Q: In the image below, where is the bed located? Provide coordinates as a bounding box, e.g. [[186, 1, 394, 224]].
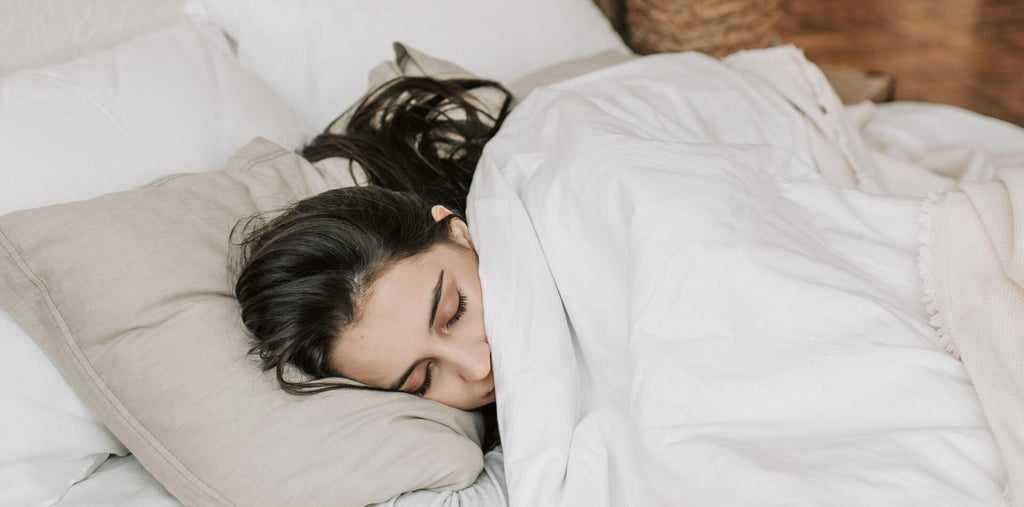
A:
[[1, 1, 1021, 506]]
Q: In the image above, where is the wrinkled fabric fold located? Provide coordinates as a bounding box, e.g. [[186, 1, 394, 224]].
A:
[[925, 169, 1024, 505], [469, 49, 1006, 506]]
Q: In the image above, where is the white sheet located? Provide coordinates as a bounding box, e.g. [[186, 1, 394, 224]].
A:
[[54, 456, 179, 507], [53, 448, 508, 507], [468, 50, 1007, 506], [861, 102, 1024, 197], [376, 447, 508, 507]]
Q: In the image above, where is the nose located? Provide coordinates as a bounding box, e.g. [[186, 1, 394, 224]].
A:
[[438, 339, 491, 382]]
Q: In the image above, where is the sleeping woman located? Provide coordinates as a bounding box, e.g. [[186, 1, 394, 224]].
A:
[[233, 66, 1016, 504], [233, 77, 512, 443]]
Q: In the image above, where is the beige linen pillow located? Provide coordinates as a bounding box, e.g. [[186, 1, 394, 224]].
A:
[[506, 49, 635, 100], [0, 138, 484, 507]]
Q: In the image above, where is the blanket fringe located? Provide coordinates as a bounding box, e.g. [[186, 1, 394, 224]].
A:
[[917, 191, 961, 360]]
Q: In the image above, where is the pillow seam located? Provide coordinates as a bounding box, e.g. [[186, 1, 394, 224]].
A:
[[235, 145, 292, 173], [0, 223, 236, 506]]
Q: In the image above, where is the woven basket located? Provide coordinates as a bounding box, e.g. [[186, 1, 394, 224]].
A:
[[626, 0, 781, 57]]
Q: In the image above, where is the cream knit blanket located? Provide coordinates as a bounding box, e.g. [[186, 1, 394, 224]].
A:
[[923, 168, 1024, 504]]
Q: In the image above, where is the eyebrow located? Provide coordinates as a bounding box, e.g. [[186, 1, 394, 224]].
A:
[[428, 270, 444, 330], [389, 270, 445, 392], [389, 363, 418, 392]]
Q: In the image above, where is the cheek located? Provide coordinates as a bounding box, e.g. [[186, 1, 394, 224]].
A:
[[427, 376, 474, 410], [462, 261, 485, 320], [431, 360, 490, 408], [465, 284, 487, 343], [466, 271, 488, 345]]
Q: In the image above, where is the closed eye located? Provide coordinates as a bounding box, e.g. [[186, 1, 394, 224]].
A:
[[413, 362, 434, 396], [446, 291, 466, 329]]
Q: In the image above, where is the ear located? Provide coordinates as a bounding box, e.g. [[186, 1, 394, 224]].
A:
[[430, 205, 474, 250], [430, 205, 452, 222]]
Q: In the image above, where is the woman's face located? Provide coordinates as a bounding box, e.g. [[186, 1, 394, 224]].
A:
[[328, 207, 494, 411]]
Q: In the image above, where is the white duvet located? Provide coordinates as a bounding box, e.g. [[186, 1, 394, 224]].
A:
[[467, 49, 1008, 506]]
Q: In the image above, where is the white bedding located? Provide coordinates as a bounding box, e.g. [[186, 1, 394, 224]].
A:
[[468, 50, 1009, 505], [55, 456, 178, 507], [39, 48, 1023, 505], [55, 450, 507, 507], [11, 1, 1018, 497]]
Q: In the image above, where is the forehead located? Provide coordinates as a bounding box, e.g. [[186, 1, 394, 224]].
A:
[[363, 252, 437, 322], [330, 247, 446, 382]]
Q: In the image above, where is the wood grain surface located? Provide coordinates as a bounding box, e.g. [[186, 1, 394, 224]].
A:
[[778, 0, 1024, 127]]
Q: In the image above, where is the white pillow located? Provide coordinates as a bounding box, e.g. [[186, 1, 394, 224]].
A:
[[185, 0, 630, 129], [0, 19, 313, 506], [0, 0, 184, 75]]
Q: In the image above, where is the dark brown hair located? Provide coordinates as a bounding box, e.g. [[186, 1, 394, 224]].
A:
[[302, 76, 512, 214], [234, 76, 511, 449], [234, 186, 460, 395]]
